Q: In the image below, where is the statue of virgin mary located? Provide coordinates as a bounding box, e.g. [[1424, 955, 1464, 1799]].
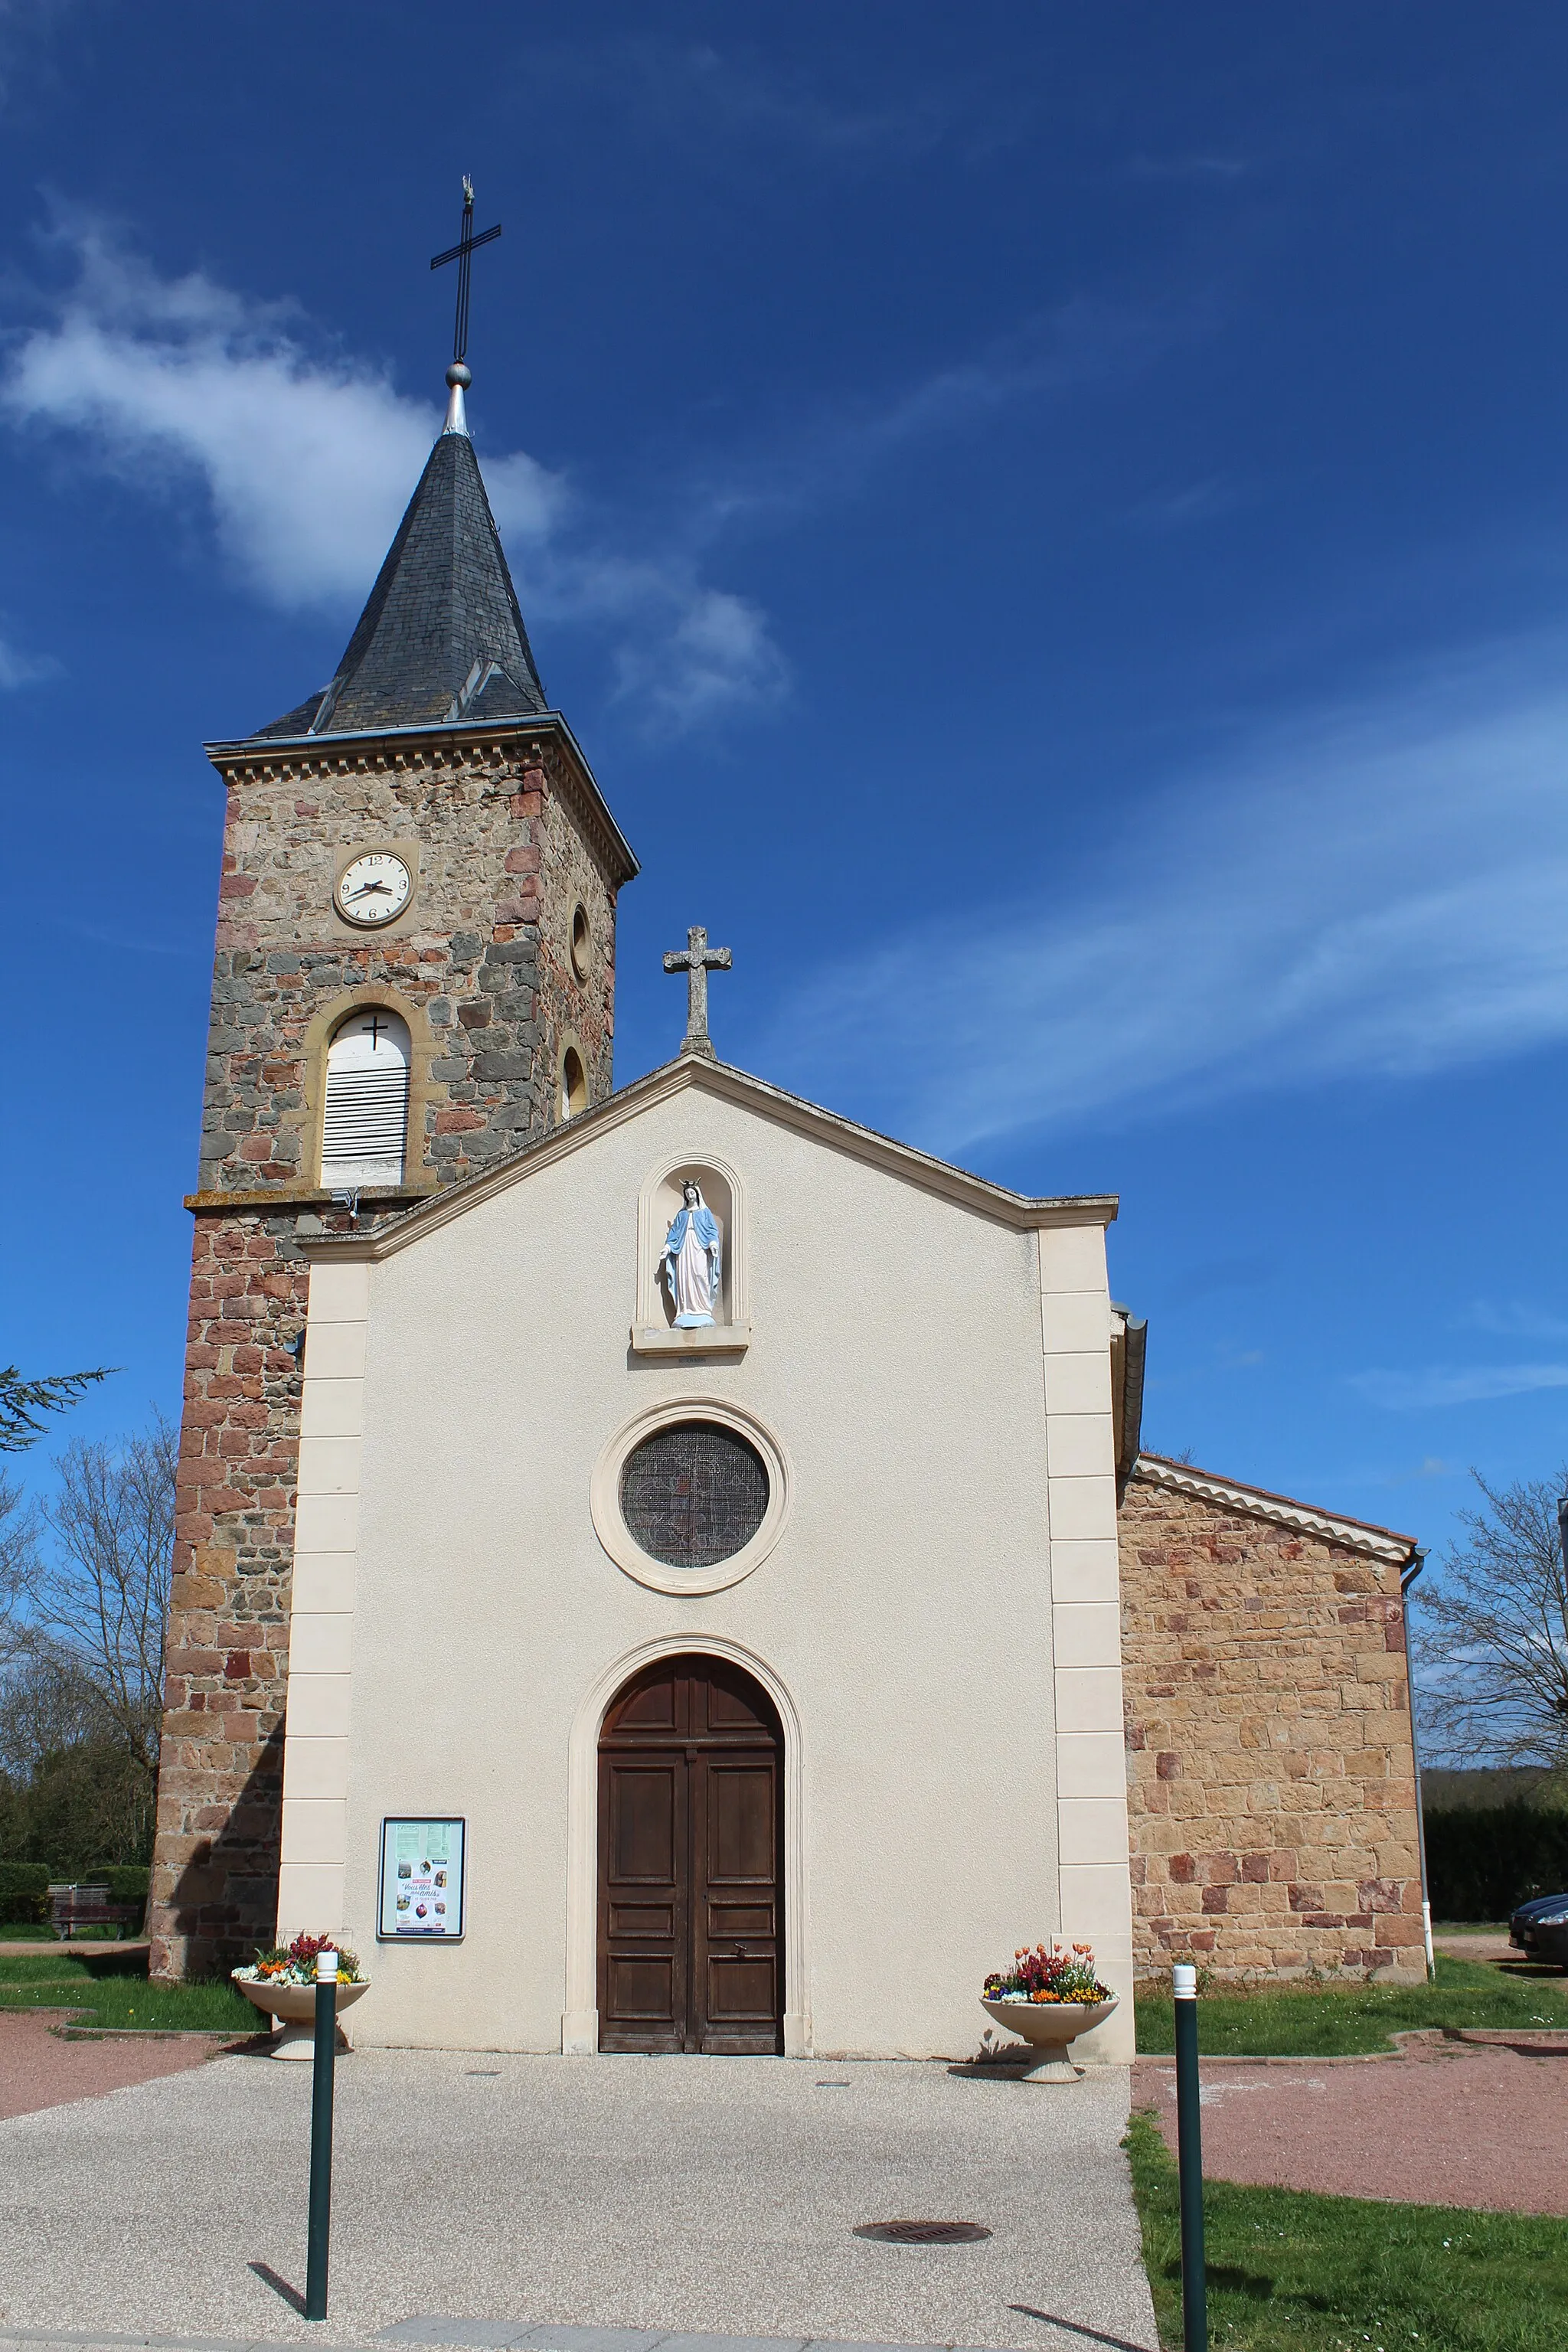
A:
[[660, 1181, 723, 1327]]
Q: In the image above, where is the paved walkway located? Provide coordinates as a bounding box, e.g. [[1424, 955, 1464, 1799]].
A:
[[0, 1942, 149, 1960], [0, 2012, 227, 2122], [0, 2053, 1156, 2352], [1135, 2034, 1568, 2216]]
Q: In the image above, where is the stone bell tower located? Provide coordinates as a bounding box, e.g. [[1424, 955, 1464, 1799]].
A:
[[149, 356, 639, 1980]]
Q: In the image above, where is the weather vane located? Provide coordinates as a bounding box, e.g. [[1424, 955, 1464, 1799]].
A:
[[430, 175, 501, 366]]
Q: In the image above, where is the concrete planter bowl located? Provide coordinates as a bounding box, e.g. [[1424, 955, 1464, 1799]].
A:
[[980, 1995, 1117, 2081], [232, 1974, 371, 2060]]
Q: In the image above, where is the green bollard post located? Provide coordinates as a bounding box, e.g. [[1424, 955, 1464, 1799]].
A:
[[305, 1946, 338, 2322], [1172, 1962, 1208, 2352]]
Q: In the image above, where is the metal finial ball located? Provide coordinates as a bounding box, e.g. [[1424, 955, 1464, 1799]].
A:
[[446, 362, 472, 390]]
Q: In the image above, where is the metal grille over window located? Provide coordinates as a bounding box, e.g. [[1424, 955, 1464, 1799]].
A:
[[322, 1009, 410, 1187], [619, 1420, 769, 1568]]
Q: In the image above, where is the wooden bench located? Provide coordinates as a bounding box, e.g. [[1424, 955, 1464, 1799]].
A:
[[47, 1889, 143, 1941]]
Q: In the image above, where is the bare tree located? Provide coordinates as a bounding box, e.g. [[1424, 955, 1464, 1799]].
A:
[[0, 1472, 38, 1671], [1415, 1468, 1568, 1768], [18, 1415, 177, 1803]]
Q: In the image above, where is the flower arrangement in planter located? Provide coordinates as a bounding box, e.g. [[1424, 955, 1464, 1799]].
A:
[[982, 1941, 1112, 2006], [232, 1932, 371, 2060], [234, 1931, 365, 1988], [979, 1942, 1117, 2081]]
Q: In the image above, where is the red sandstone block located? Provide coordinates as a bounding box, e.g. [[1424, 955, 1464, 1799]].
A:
[[1168, 1853, 1197, 1884], [1155, 1752, 1180, 1779]]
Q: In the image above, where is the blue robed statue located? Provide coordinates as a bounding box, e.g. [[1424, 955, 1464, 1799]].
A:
[[661, 1181, 723, 1327]]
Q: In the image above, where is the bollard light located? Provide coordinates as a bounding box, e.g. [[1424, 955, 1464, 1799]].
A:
[[1172, 1964, 1207, 2352], [305, 1947, 340, 2322]]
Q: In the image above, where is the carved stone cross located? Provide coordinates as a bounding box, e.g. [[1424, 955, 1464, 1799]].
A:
[[663, 924, 732, 1060]]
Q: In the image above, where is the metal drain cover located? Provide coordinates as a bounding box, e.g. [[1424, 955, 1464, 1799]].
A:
[[854, 2220, 992, 2245]]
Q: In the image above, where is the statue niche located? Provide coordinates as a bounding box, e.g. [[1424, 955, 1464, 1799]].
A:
[[632, 1156, 750, 1355], [660, 1181, 722, 1328]]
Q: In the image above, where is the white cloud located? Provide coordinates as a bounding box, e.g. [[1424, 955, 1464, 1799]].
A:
[[1350, 1364, 1568, 1410], [0, 629, 60, 688], [1455, 1300, 1568, 1341], [1, 223, 781, 730], [762, 637, 1568, 1154]]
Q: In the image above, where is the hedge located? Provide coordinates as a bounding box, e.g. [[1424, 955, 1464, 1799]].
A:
[[0, 1864, 50, 1925], [0, 1862, 149, 1926], [1426, 1803, 1568, 1919]]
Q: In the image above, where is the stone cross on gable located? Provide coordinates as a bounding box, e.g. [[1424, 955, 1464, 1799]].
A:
[[663, 925, 732, 1060]]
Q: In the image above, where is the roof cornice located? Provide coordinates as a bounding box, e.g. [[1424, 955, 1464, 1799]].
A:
[[202, 710, 638, 888], [1132, 1453, 1417, 1566], [300, 1052, 1119, 1264]]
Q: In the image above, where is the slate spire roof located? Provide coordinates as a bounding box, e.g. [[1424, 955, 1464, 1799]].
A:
[[250, 368, 548, 741]]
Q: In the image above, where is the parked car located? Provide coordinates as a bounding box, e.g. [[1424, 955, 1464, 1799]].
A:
[[1509, 1893, 1568, 1954], [1536, 1916, 1568, 1970]]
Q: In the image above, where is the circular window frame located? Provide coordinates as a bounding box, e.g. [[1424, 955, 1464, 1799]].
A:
[[591, 1396, 792, 1595], [569, 899, 593, 982]]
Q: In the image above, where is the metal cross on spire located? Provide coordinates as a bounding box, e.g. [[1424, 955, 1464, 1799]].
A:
[[663, 925, 733, 1060], [430, 175, 501, 366]]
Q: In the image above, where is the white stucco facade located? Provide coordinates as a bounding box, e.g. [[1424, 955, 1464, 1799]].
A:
[[276, 1056, 1136, 2062]]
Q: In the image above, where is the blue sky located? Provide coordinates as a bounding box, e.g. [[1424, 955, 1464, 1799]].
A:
[[5, 2, 1568, 1594]]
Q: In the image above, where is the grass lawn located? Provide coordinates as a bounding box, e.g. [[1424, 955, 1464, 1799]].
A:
[[1135, 1955, 1568, 2056], [0, 1949, 258, 2034], [1432, 1922, 1510, 1937], [1125, 2109, 1568, 2351]]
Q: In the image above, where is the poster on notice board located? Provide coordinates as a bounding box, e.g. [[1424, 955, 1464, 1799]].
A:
[[378, 1817, 466, 1939]]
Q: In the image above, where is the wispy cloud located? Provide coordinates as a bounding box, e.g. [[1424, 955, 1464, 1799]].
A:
[[1351, 1364, 1568, 1410], [688, 296, 1178, 546], [1455, 1300, 1568, 1342], [0, 220, 782, 730], [761, 636, 1568, 1154], [0, 628, 60, 689], [538, 34, 966, 162], [1125, 155, 1250, 185]]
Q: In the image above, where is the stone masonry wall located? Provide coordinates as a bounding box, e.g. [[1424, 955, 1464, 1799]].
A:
[[1118, 1464, 1425, 1984], [150, 727, 631, 1980]]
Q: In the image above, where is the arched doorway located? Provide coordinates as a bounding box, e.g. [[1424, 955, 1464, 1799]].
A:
[[597, 1654, 784, 2053]]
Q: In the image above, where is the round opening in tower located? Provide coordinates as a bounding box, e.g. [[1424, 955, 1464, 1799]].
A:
[[570, 900, 592, 982], [560, 1044, 587, 1120], [619, 1420, 770, 1568]]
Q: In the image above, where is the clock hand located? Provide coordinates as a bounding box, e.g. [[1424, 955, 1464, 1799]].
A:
[[347, 880, 394, 899]]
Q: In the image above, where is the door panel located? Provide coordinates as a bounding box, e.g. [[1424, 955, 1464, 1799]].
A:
[[708, 1762, 776, 1880], [599, 1755, 686, 2050], [598, 1658, 782, 2055]]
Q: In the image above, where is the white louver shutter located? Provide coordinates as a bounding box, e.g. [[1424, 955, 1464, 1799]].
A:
[[322, 1011, 410, 1187]]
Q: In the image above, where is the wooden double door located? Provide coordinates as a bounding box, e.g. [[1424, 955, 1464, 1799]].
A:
[[597, 1656, 783, 2053]]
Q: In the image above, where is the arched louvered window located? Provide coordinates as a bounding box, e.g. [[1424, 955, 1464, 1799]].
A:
[[321, 1008, 410, 1188]]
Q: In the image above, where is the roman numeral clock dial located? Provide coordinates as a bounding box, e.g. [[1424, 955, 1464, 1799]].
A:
[[335, 851, 412, 927]]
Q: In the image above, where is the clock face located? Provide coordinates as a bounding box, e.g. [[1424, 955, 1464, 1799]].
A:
[[335, 851, 412, 927]]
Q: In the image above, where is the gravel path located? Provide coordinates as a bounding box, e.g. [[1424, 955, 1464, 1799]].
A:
[[0, 2012, 227, 2122], [1135, 2037, 1568, 2215], [0, 2052, 1156, 2352]]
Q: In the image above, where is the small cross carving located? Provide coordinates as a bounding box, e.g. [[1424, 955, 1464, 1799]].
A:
[[663, 925, 732, 1060], [363, 1011, 389, 1049]]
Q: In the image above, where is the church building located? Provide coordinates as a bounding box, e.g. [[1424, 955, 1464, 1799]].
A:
[[150, 341, 1427, 2058]]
